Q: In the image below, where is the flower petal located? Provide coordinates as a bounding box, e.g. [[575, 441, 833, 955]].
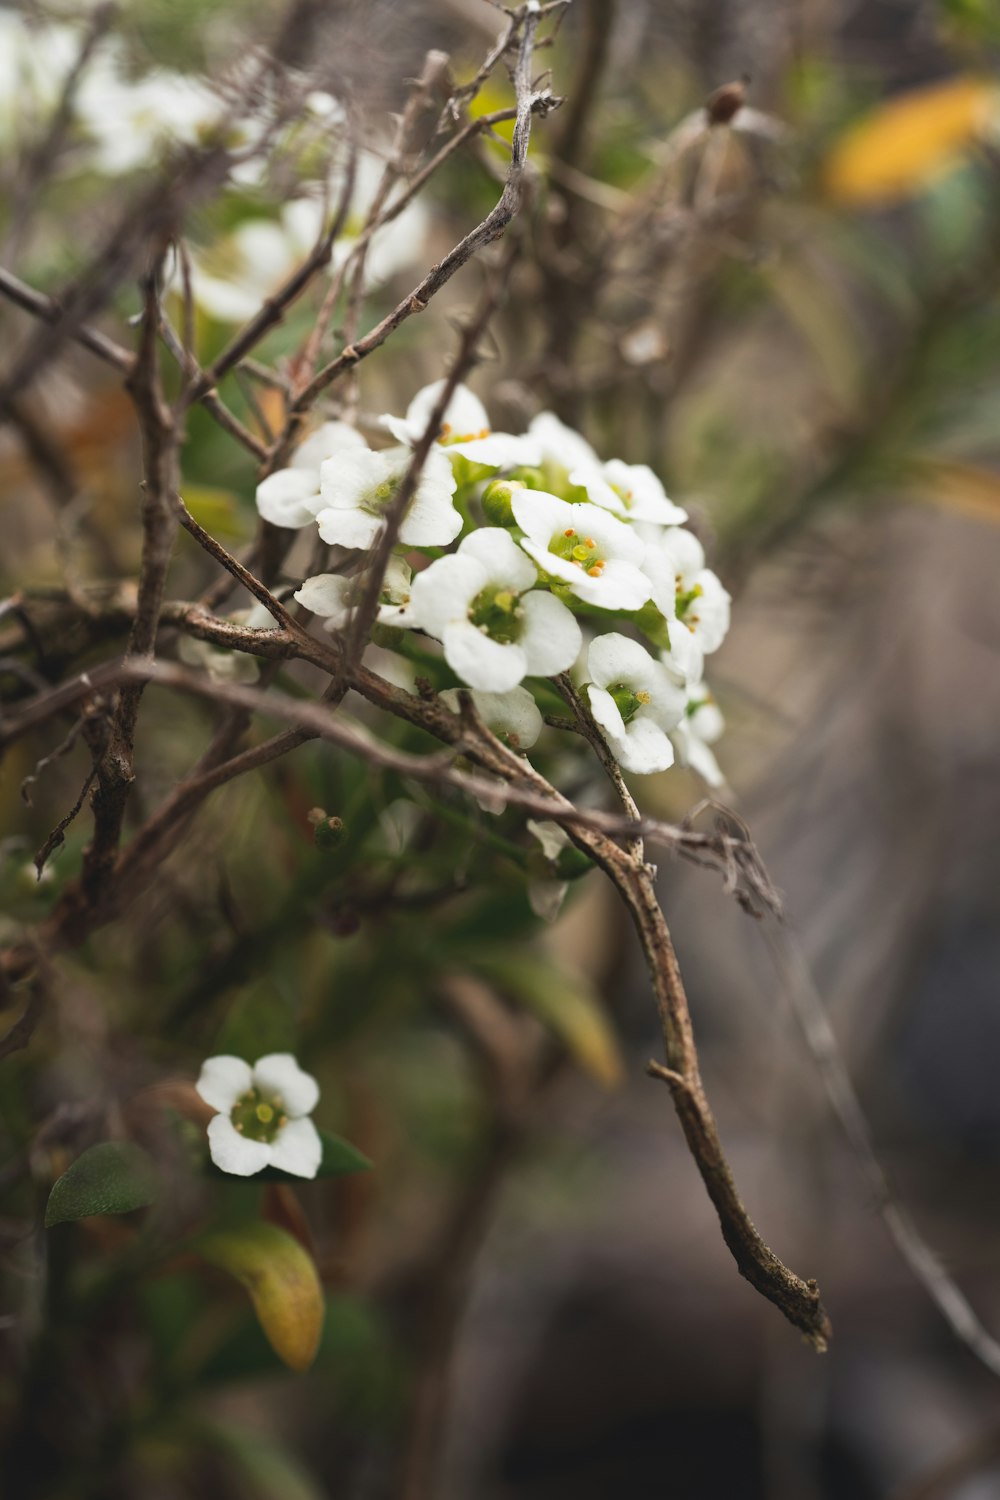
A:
[[207, 1114, 273, 1176], [294, 573, 354, 625], [617, 717, 675, 775], [252, 1053, 320, 1117], [442, 620, 526, 692], [587, 683, 627, 742], [196, 1054, 253, 1112], [268, 1117, 323, 1179], [459, 527, 537, 590], [519, 591, 582, 676], [255, 470, 322, 529], [510, 488, 573, 546], [571, 557, 651, 611], [292, 420, 366, 472], [410, 554, 486, 639], [315, 506, 382, 550]]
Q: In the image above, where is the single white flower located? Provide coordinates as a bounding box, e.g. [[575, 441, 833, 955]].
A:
[[256, 422, 366, 529], [670, 681, 726, 787], [410, 528, 581, 692], [440, 684, 543, 750], [585, 633, 686, 775], [294, 556, 416, 631], [643, 526, 731, 660], [570, 459, 688, 526], [511, 489, 651, 611], [196, 1052, 322, 1179], [176, 601, 277, 684], [527, 411, 602, 485], [76, 58, 221, 175], [525, 818, 572, 922], [381, 380, 541, 469], [315, 443, 461, 550]]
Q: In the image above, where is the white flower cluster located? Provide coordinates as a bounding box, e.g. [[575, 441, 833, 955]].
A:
[[1, 14, 429, 324], [263, 383, 731, 783]]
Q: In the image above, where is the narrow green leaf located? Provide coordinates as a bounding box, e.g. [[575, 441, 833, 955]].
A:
[[45, 1141, 158, 1227], [198, 1222, 324, 1371]]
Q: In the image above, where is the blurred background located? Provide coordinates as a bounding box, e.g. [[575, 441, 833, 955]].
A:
[[2, 0, 1000, 1496]]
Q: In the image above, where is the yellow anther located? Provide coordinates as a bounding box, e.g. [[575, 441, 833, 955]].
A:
[[584, 537, 596, 547], [587, 565, 603, 577], [564, 528, 575, 538]]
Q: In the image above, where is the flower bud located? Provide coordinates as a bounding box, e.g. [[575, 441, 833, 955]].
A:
[[482, 479, 523, 527], [308, 809, 346, 851]]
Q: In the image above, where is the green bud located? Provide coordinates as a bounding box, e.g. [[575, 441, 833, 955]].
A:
[[308, 809, 346, 851], [370, 622, 405, 650], [482, 479, 523, 527]]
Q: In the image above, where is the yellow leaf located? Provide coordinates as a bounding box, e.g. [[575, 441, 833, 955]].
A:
[[199, 1222, 324, 1372], [823, 76, 999, 205], [182, 484, 244, 538], [910, 456, 1000, 524], [469, 955, 624, 1088]]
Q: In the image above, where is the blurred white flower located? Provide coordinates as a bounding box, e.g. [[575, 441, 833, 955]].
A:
[[511, 489, 651, 611], [525, 818, 573, 922], [315, 443, 461, 550], [382, 380, 541, 470], [440, 684, 543, 750], [176, 601, 277, 684], [670, 681, 726, 787], [585, 632, 686, 775], [196, 1052, 322, 1179], [527, 411, 602, 484], [294, 555, 415, 631], [570, 459, 688, 527], [643, 525, 731, 663], [75, 55, 221, 174], [410, 528, 581, 691], [256, 422, 366, 529]]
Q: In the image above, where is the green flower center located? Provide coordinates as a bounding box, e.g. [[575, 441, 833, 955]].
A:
[[230, 1087, 288, 1144], [549, 527, 606, 578], [469, 584, 524, 644], [608, 682, 651, 725], [675, 581, 704, 624], [362, 478, 401, 516]]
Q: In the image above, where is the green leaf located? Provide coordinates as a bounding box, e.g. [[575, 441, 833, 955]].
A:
[[198, 1222, 324, 1371], [206, 1128, 372, 1184], [469, 954, 624, 1088], [45, 1141, 158, 1227]]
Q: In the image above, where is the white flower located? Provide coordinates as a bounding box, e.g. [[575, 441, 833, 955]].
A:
[[76, 57, 221, 175], [196, 1053, 322, 1179], [526, 819, 572, 922], [0, 15, 82, 139], [256, 422, 366, 529], [294, 556, 416, 631], [315, 443, 461, 550], [643, 526, 732, 662], [176, 601, 277, 684], [585, 633, 686, 775], [381, 380, 540, 469], [570, 459, 688, 526], [670, 681, 726, 787], [527, 411, 602, 484], [410, 528, 581, 692], [511, 489, 651, 611], [440, 684, 543, 750]]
